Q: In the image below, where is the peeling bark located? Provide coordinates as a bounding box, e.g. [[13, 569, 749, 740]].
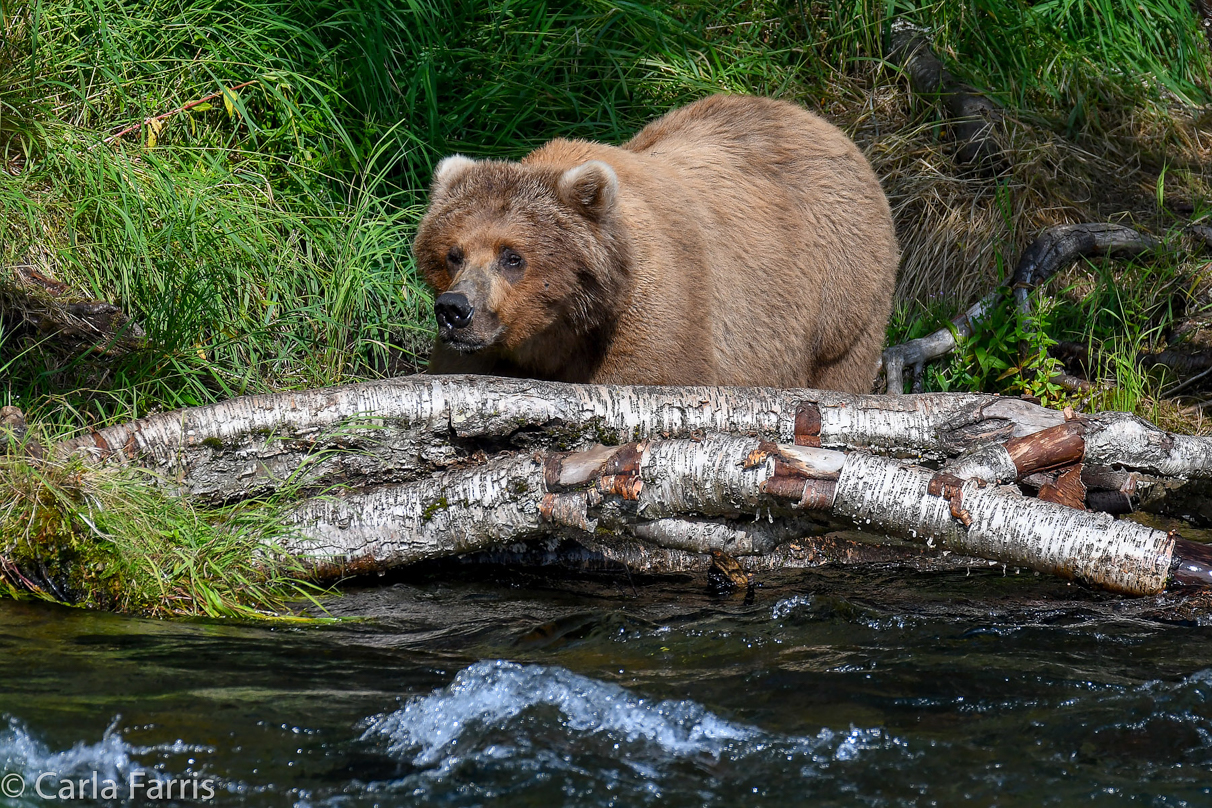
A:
[[285, 434, 1192, 595], [57, 376, 1067, 501], [38, 376, 1212, 593]]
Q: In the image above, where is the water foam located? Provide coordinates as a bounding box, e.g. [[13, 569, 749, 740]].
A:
[[364, 660, 760, 766], [0, 716, 212, 796], [363, 659, 896, 776]]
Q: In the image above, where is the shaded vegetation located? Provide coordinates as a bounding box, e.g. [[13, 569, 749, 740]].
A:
[[0, 0, 1208, 613]]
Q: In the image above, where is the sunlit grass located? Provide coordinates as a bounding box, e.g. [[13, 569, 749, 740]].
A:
[[0, 425, 326, 617], [0, 0, 1209, 614]]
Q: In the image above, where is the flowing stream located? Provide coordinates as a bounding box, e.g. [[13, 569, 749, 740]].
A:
[[2, 559, 1211, 806]]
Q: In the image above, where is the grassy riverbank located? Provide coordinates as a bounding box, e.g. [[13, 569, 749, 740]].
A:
[[1, 0, 1209, 614]]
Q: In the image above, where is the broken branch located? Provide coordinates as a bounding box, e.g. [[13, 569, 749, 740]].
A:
[[102, 80, 257, 146]]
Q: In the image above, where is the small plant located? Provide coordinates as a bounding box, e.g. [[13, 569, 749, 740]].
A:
[[934, 291, 1070, 407]]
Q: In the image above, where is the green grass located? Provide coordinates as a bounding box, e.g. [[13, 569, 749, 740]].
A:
[[888, 0, 1210, 114], [3, 0, 1207, 426], [0, 427, 324, 617], [0, 0, 1209, 614]]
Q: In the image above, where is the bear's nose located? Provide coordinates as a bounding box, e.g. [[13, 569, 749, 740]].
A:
[[435, 292, 475, 330]]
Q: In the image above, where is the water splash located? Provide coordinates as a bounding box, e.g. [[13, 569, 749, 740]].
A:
[[363, 660, 900, 781], [0, 716, 214, 802], [364, 660, 769, 767]]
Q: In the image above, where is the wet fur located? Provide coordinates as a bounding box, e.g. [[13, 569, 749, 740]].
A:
[[414, 94, 899, 392]]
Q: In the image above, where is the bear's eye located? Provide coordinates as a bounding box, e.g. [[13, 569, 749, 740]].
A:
[[446, 247, 464, 269], [500, 248, 524, 269]]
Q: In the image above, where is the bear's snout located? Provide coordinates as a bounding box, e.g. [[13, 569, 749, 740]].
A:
[[435, 292, 475, 331]]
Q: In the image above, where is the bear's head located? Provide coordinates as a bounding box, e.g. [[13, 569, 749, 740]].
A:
[[414, 155, 629, 374]]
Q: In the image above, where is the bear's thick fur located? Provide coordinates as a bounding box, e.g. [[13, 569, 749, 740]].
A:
[[414, 94, 899, 392]]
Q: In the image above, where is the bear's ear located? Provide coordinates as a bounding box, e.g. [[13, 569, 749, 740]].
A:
[[431, 155, 476, 196], [558, 160, 618, 219]]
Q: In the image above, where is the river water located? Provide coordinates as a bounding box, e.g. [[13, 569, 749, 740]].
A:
[[2, 557, 1211, 807]]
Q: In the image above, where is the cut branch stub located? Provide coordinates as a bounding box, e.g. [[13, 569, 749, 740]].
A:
[[1003, 419, 1086, 477], [794, 401, 822, 446], [1172, 537, 1212, 587], [946, 419, 1086, 486], [1037, 463, 1087, 510]]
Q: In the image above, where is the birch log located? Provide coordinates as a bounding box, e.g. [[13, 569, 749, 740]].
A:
[[23, 376, 1212, 592], [54, 376, 1212, 515], [285, 435, 1205, 595], [56, 375, 1065, 502]]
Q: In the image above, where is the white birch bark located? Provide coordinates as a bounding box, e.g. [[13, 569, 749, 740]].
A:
[[287, 453, 550, 570], [1084, 412, 1212, 478], [56, 375, 1068, 502], [286, 435, 824, 567], [283, 436, 1178, 595], [832, 454, 1174, 595], [50, 376, 1212, 532]]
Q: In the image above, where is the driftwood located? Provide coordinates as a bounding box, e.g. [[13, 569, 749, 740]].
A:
[[1, 264, 146, 357], [43, 375, 1212, 595], [881, 223, 1161, 394], [887, 19, 1003, 171], [1009, 224, 1160, 324]]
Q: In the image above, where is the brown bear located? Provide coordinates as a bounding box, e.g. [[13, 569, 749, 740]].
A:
[[414, 94, 899, 392]]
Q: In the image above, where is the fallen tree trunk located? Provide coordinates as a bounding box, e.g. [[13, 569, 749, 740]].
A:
[[55, 375, 1212, 501], [39, 375, 1212, 595], [286, 433, 1208, 595], [57, 375, 1066, 502]]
